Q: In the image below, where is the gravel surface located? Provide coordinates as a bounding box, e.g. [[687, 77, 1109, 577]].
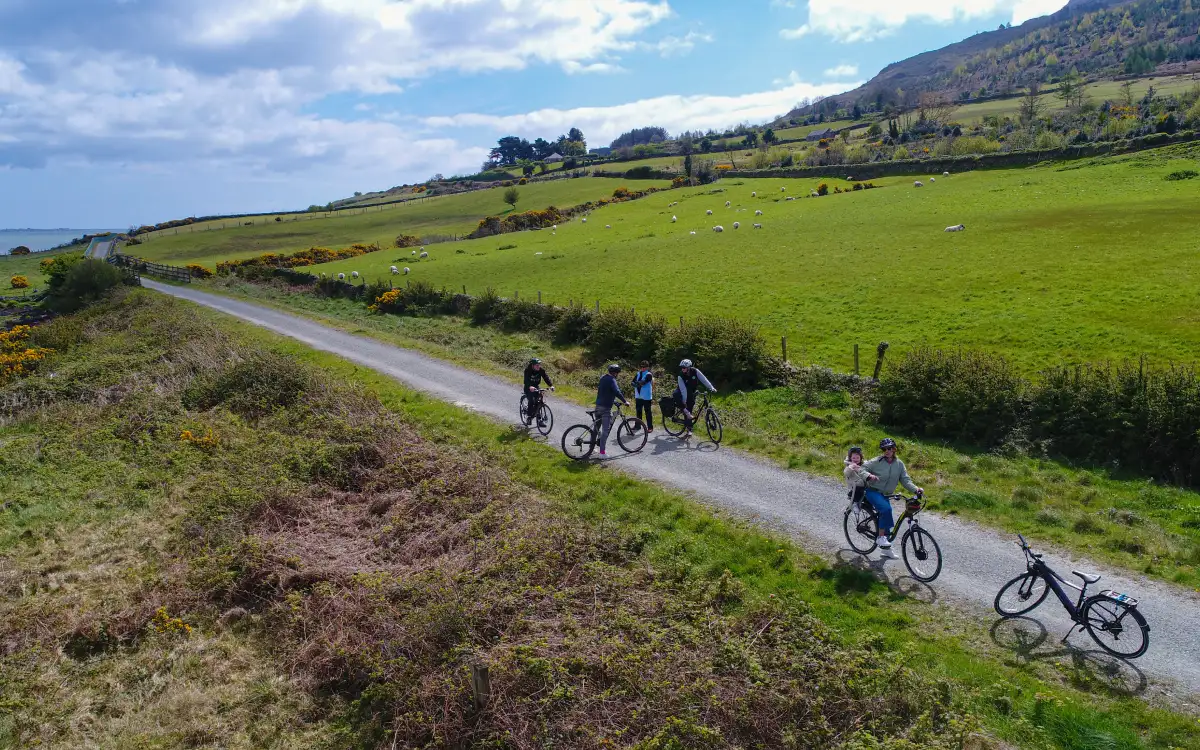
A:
[[145, 279, 1200, 700]]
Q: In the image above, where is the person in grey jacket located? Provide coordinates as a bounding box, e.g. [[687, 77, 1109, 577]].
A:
[[595, 363, 629, 457], [861, 437, 924, 554], [675, 358, 716, 437]]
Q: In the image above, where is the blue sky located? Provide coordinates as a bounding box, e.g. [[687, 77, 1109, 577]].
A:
[[0, 0, 1066, 229]]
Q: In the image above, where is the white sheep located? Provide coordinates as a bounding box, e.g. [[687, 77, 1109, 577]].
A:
[[930, 177, 936, 183], [943, 172, 950, 177], [605, 224, 611, 229], [733, 222, 740, 229], [914, 181, 924, 188], [582, 217, 587, 223], [535, 251, 543, 255], [751, 191, 757, 197], [811, 191, 819, 197], [944, 224, 966, 232], [753, 223, 762, 229], [786, 196, 795, 201], [411, 250, 417, 255], [712, 225, 724, 233], [420, 251, 429, 258], [671, 215, 677, 223], [552, 224, 557, 230], [689, 231, 697, 236], [755, 210, 763, 216], [337, 273, 346, 280], [706, 209, 713, 216], [390, 266, 399, 274], [725, 200, 731, 207], [351, 271, 360, 279], [780, 187, 786, 192], [403, 267, 410, 275], [420, 246, 425, 252]]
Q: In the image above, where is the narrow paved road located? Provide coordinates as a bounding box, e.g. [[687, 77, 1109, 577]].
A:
[[145, 280, 1200, 701]]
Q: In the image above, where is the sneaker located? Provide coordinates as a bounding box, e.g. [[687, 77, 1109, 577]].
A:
[[646, 428, 654, 434], [877, 536, 892, 549], [598, 450, 607, 457]]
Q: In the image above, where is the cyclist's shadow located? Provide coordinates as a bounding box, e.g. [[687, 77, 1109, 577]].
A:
[[833, 550, 939, 605], [649, 435, 720, 456], [989, 616, 1148, 697]]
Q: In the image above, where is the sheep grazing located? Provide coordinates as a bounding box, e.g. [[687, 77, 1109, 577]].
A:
[[780, 187, 786, 192], [811, 191, 819, 197], [930, 177, 936, 183], [751, 191, 757, 197], [337, 273, 346, 280], [351, 271, 360, 279], [403, 267, 410, 275], [914, 181, 924, 188], [754, 209, 763, 216], [582, 217, 587, 223], [390, 265, 399, 274], [786, 196, 795, 201], [733, 222, 740, 229], [943, 172, 950, 177], [420, 251, 429, 258], [671, 215, 677, 223], [725, 200, 731, 207], [706, 209, 713, 216], [753, 223, 762, 229], [535, 251, 543, 255], [420, 246, 425, 252], [605, 224, 611, 229], [689, 231, 697, 235], [552, 224, 557, 230], [944, 224, 966, 232], [411, 250, 417, 255], [712, 225, 724, 233]]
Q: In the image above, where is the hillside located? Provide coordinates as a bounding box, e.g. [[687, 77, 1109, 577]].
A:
[[780, 0, 1200, 121]]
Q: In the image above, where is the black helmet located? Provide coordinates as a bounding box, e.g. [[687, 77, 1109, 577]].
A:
[[879, 437, 897, 451], [847, 446, 863, 459], [529, 357, 542, 366], [607, 363, 621, 373]]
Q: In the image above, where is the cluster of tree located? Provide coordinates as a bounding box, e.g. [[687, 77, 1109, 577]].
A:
[[487, 128, 586, 166], [609, 126, 669, 149]]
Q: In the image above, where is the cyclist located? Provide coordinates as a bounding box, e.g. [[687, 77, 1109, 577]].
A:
[[522, 358, 554, 427], [861, 438, 924, 555], [595, 363, 629, 457], [675, 359, 716, 438]]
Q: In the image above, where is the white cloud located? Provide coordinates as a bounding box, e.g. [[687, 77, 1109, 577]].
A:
[[823, 64, 859, 78], [779, 0, 1067, 43], [647, 30, 714, 57], [424, 78, 854, 145], [563, 61, 627, 75]]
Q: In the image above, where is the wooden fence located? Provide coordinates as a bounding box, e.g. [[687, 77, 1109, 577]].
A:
[[107, 252, 192, 283]]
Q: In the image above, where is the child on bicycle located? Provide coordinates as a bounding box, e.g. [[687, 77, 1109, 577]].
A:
[[843, 446, 879, 501]]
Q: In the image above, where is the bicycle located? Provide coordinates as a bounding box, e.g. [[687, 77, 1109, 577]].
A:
[[661, 391, 722, 444], [843, 490, 943, 582], [561, 402, 647, 460], [518, 388, 554, 437], [994, 534, 1149, 659]]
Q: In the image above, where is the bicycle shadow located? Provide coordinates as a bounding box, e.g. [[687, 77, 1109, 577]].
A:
[[832, 550, 939, 604], [988, 617, 1148, 697], [648, 435, 719, 455]]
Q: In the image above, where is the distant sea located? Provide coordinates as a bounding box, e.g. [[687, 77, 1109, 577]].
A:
[[1, 229, 120, 255]]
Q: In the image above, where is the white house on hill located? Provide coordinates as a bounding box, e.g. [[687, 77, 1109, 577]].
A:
[[544, 152, 564, 163]]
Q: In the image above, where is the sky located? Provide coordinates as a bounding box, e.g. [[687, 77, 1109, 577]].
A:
[[0, 0, 1068, 229]]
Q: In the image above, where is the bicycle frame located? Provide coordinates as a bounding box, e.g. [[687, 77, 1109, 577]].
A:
[[1025, 551, 1089, 621]]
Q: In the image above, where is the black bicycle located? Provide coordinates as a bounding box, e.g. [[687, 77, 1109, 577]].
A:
[[561, 403, 647, 460], [661, 391, 722, 444], [994, 534, 1149, 659], [519, 388, 554, 437], [843, 490, 943, 582]]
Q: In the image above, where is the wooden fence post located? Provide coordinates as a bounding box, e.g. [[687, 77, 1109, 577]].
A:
[[471, 664, 491, 711], [514, 290, 518, 299], [463, 285, 467, 295], [872, 342, 889, 381], [781, 336, 788, 362], [854, 344, 860, 376], [595, 300, 600, 313], [538, 291, 542, 303]]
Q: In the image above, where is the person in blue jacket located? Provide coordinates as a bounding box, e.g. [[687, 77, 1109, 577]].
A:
[[595, 363, 629, 457], [632, 360, 654, 433]]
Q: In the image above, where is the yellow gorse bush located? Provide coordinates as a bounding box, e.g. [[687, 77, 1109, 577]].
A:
[[0, 325, 52, 386], [369, 289, 403, 313], [179, 428, 218, 449], [9, 275, 30, 289], [151, 606, 193, 637]]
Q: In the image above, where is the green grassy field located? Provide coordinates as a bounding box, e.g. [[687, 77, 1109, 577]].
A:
[[773, 119, 863, 141], [133, 177, 669, 266], [949, 74, 1200, 125], [0, 247, 77, 292], [307, 143, 1200, 372]]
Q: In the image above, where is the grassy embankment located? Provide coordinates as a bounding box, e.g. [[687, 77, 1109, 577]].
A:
[[2, 289, 1199, 748], [133, 178, 669, 266], [0, 247, 77, 293]]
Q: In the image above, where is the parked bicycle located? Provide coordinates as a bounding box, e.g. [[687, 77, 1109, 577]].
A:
[[519, 388, 554, 437], [561, 403, 647, 460], [843, 490, 943, 582], [994, 534, 1149, 659], [661, 391, 722, 444]]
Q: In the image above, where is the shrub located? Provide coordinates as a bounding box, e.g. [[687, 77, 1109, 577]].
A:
[[586, 308, 666, 365], [879, 347, 1026, 448], [553, 304, 593, 346], [469, 288, 507, 325], [370, 281, 456, 316], [518, 177, 528, 185], [183, 351, 311, 419], [892, 146, 911, 160], [0, 325, 52, 386], [8, 245, 31, 255], [671, 176, 687, 188], [395, 235, 422, 248], [185, 264, 214, 279], [9, 275, 30, 289], [46, 258, 136, 313], [658, 317, 780, 392], [816, 182, 829, 196], [612, 186, 633, 199], [1165, 170, 1199, 181], [502, 298, 561, 334]]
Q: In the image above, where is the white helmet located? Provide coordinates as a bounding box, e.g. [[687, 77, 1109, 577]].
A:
[[680, 359, 693, 368]]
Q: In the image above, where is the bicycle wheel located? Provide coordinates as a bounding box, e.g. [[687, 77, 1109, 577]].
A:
[[661, 407, 687, 437], [518, 395, 531, 426], [994, 572, 1050, 617], [843, 503, 879, 554], [535, 403, 554, 437], [900, 526, 943, 582], [704, 409, 723, 445], [1081, 595, 1150, 659], [561, 424, 596, 461], [617, 417, 648, 453]]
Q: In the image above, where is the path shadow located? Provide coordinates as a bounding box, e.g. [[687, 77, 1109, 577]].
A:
[[988, 617, 1147, 697]]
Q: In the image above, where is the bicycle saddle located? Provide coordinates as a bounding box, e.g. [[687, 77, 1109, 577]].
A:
[[1072, 570, 1101, 584], [585, 410, 596, 417]]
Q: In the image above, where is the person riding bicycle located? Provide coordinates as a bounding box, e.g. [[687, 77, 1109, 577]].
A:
[[861, 438, 924, 555], [675, 359, 716, 438], [595, 363, 629, 457], [522, 358, 554, 427]]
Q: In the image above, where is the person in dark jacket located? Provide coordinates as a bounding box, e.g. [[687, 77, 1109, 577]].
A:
[[522, 358, 554, 426], [595, 363, 629, 456]]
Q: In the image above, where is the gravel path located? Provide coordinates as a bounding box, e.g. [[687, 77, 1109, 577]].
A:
[[144, 279, 1200, 700]]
